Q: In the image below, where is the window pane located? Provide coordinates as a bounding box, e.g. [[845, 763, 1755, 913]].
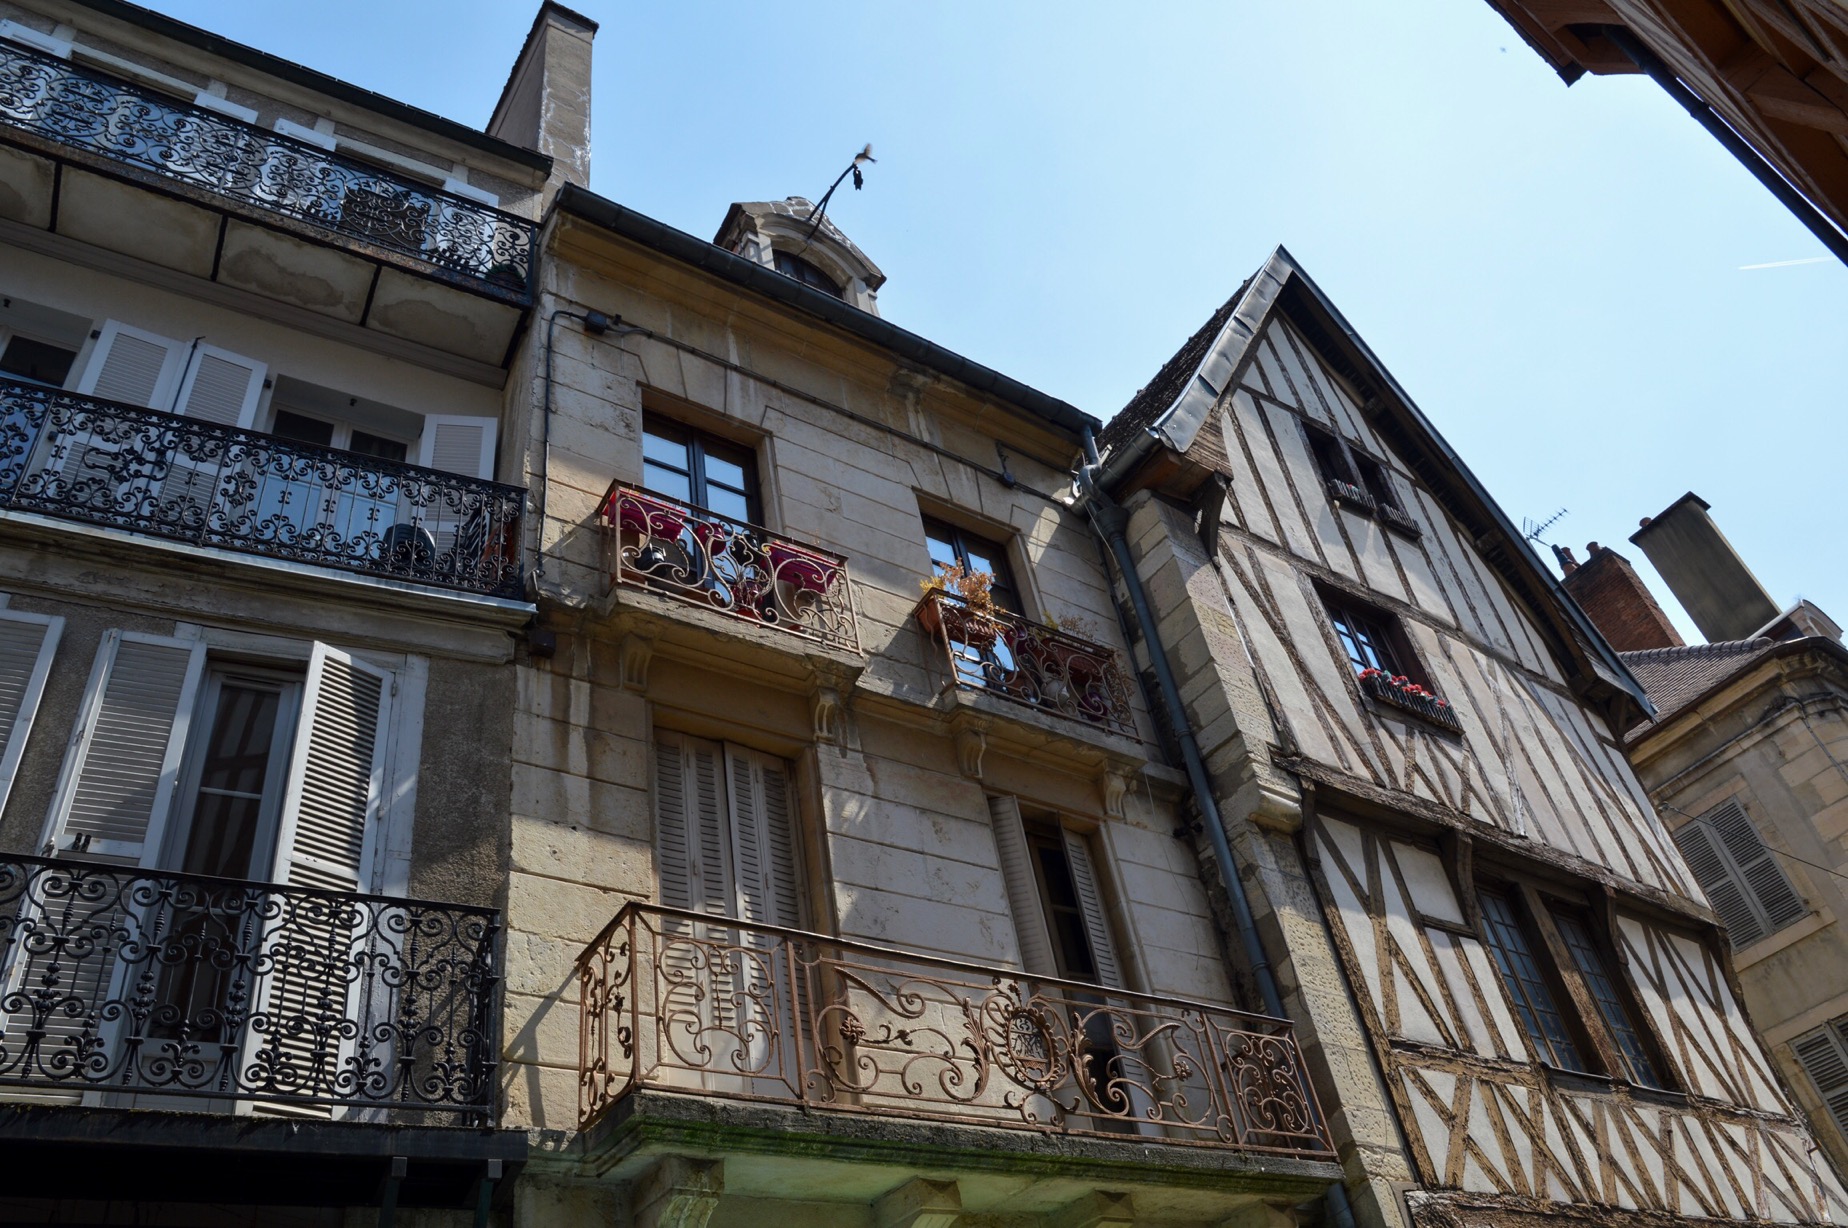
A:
[[271, 409, 336, 447], [705, 486, 750, 524], [180, 683, 282, 880], [1554, 911, 1663, 1087], [703, 454, 747, 491], [347, 429, 408, 463], [0, 336, 78, 387], [1479, 893, 1586, 1072], [1033, 839, 1097, 981], [643, 429, 691, 471], [642, 461, 692, 503]]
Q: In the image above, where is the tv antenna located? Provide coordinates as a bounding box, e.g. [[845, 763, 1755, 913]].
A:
[[1522, 507, 1568, 545]]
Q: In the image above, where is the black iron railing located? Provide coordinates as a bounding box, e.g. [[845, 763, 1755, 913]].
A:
[[579, 903, 1335, 1156], [602, 483, 860, 652], [0, 40, 534, 297], [1358, 669, 1462, 733], [0, 379, 525, 597], [0, 854, 501, 1123], [916, 589, 1136, 737]]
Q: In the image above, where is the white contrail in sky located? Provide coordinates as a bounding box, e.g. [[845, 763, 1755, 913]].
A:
[[1738, 256, 1831, 269]]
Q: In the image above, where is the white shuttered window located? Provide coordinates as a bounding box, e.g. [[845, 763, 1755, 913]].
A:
[[1672, 800, 1807, 950], [0, 609, 63, 816]]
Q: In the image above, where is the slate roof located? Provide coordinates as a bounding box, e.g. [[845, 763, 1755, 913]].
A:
[[1094, 282, 1248, 459], [1619, 638, 1777, 732]]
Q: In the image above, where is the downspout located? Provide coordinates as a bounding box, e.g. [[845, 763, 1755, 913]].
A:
[[1078, 426, 1359, 1228], [1596, 24, 1848, 267]]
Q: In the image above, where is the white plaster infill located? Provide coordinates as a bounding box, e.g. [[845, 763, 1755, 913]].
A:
[[0, 508, 535, 623]]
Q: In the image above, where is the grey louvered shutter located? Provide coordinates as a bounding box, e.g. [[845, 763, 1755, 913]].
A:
[[0, 609, 63, 815], [1673, 821, 1765, 948], [990, 795, 1057, 976], [725, 745, 800, 929], [248, 644, 391, 1116], [1792, 1024, 1848, 1144], [1674, 802, 1806, 950], [654, 732, 695, 912], [1061, 826, 1125, 989], [41, 630, 206, 865]]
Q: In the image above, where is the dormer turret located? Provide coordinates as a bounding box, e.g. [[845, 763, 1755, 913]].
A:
[[715, 198, 886, 315]]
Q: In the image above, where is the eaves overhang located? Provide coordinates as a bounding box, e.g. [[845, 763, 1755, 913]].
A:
[[65, 0, 556, 173], [551, 183, 1099, 441]]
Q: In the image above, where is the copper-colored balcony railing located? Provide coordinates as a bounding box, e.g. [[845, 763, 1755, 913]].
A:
[[0, 40, 535, 300], [578, 903, 1334, 1157], [916, 589, 1136, 737], [601, 483, 859, 653]]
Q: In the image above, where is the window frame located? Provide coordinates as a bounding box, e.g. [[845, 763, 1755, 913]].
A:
[[1297, 417, 1421, 533], [1670, 798, 1808, 951], [1477, 886, 1592, 1074], [641, 414, 764, 527], [921, 514, 1023, 616], [1320, 587, 1426, 686]]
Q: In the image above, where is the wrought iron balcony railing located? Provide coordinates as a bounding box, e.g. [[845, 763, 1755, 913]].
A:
[[0, 379, 525, 597], [602, 483, 859, 653], [578, 903, 1334, 1156], [0, 40, 535, 298], [0, 854, 501, 1124], [916, 589, 1136, 737]]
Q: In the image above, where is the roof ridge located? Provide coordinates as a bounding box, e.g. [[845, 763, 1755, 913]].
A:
[[1619, 637, 1774, 664]]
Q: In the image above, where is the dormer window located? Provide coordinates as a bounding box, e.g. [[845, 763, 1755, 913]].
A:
[[772, 250, 843, 298]]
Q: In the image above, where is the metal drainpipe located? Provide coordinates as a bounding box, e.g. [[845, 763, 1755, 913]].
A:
[[1597, 24, 1848, 267], [1079, 427, 1360, 1228]]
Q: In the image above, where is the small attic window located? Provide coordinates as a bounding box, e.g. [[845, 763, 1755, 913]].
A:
[[773, 250, 843, 297]]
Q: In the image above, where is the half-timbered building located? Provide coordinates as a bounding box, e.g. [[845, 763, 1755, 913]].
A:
[[1083, 248, 1848, 1228]]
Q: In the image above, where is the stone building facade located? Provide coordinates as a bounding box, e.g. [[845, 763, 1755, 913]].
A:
[[0, 0, 548, 1219]]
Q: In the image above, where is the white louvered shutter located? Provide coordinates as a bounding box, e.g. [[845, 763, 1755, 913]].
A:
[[172, 344, 265, 427], [247, 643, 391, 1118], [1674, 802, 1806, 950], [75, 321, 187, 409], [990, 795, 1057, 977], [415, 415, 498, 480], [41, 631, 205, 865], [1061, 826, 1125, 990], [10, 631, 202, 1104], [1793, 1024, 1848, 1146], [0, 609, 62, 815]]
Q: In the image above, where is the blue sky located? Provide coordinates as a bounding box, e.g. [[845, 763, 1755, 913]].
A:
[[148, 0, 1843, 640]]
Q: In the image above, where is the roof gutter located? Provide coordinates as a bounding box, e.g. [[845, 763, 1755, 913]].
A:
[[551, 184, 1098, 440]]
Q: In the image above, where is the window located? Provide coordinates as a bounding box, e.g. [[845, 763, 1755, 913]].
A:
[[271, 408, 412, 465], [1323, 590, 1420, 680], [988, 798, 1123, 987], [1303, 422, 1356, 489], [642, 417, 761, 525], [772, 250, 843, 297], [1792, 1019, 1848, 1144], [1352, 453, 1399, 513], [922, 516, 1021, 614], [1478, 891, 1588, 1072], [1552, 909, 1663, 1087], [652, 730, 801, 928], [0, 334, 78, 387], [1671, 800, 1807, 950], [1300, 419, 1421, 532]]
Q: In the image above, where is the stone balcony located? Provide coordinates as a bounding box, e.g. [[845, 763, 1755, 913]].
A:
[[0, 39, 536, 360], [578, 902, 1335, 1160]]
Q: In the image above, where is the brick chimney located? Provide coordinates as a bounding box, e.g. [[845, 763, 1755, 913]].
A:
[[1560, 541, 1685, 652], [488, 3, 597, 203], [1630, 493, 1779, 643]]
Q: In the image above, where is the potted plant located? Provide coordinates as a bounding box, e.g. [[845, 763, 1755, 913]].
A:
[[918, 563, 1004, 650]]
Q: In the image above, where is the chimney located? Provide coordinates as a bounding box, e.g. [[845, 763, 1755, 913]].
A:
[[1560, 542, 1685, 652], [489, 3, 597, 202], [1629, 493, 1779, 643]]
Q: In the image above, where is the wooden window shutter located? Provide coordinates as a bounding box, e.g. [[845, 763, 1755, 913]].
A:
[[416, 415, 499, 480], [1061, 826, 1126, 989], [653, 731, 733, 919], [247, 644, 392, 1117], [653, 732, 695, 912], [724, 745, 800, 929], [989, 795, 1057, 977], [0, 609, 62, 815], [1792, 1023, 1848, 1143], [1673, 801, 1805, 949], [74, 321, 187, 409], [40, 630, 206, 865], [172, 343, 266, 428]]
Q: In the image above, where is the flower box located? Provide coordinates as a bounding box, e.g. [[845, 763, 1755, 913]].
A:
[[1377, 502, 1422, 538], [1358, 669, 1461, 733], [1326, 479, 1376, 513]]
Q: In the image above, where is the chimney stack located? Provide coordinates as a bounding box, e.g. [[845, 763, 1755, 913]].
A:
[[1560, 542, 1685, 652], [1629, 493, 1779, 643], [489, 3, 597, 203]]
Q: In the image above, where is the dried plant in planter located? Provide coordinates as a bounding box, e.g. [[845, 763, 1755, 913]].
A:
[[919, 563, 1003, 647]]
